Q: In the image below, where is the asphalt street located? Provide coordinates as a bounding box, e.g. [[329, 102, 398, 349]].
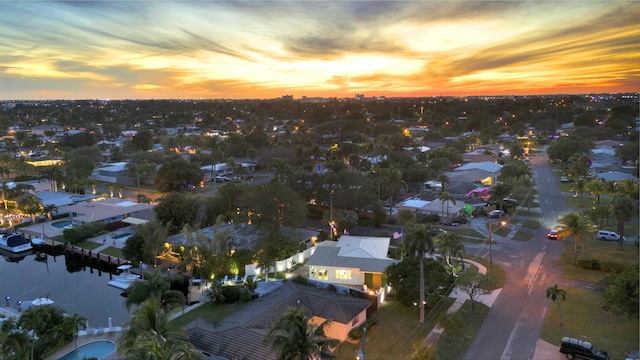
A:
[[464, 151, 581, 360]]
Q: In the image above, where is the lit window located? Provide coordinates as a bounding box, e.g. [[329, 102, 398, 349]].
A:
[[335, 269, 352, 280]]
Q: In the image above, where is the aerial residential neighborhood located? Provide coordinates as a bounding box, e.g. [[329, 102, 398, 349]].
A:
[[0, 93, 637, 360]]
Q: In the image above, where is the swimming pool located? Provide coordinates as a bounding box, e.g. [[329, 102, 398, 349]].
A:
[[111, 233, 132, 239], [51, 220, 72, 228], [58, 340, 116, 360]]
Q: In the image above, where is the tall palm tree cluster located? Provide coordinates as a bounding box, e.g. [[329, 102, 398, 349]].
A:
[[0, 305, 86, 360]]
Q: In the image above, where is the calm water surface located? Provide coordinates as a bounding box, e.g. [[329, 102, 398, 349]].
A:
[[0, 249, 131, 328]]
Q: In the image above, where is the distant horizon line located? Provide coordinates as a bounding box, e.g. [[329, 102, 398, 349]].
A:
[[1, 92, 638, 103]]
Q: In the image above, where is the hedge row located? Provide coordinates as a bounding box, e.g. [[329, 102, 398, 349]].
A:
[[62, 222, 107, 245], [577, 258, 626, 273]]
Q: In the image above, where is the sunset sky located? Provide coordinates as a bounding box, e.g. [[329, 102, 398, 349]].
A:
[[1, 1, 638, 100]]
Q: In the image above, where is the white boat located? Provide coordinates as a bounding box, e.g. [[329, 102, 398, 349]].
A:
[[0, 233, 33, 253], [108, 264, 141, 290]]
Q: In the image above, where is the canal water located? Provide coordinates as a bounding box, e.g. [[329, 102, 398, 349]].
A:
[[0, 248, 131, 328]]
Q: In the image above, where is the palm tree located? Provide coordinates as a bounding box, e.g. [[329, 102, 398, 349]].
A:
[[380, 166, 408, 214], [557, 212, 596, 266], [0, 317, 29, 360], [62, 314, 87, 360], [546, 284, 566, 326], [569, 178, 587, 198], [490, 182, 512, 216], [406, 223, 434, 325], [609, 194, 638, 249], [436, 232, 465, 276], [0, 181, 10, 210], [438, 191, 456, 224], [205, 280, 225, 304], [586, 179, 605, 204], [616, 179, 639, 198], [271, 158, 292, 183], [263, 307, 338, 360], [118, 297, 200, 360]]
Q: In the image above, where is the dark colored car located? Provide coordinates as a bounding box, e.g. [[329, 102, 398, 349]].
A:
[[559, 337, 609, 360], [547, 230, 559, 240]]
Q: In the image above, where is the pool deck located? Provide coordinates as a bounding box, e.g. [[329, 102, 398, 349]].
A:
[[45, 329, 125, 360]]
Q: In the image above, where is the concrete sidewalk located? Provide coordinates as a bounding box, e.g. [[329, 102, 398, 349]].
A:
[[424, 259, 502, 347]]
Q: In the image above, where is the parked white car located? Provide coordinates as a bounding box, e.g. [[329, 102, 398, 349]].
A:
[[597, 230, 624, 242]]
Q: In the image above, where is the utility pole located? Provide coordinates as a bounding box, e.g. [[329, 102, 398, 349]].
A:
[[356, 327, 366, 360]]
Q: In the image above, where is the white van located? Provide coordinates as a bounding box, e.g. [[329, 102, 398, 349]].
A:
[[597, 230, 623, 242]]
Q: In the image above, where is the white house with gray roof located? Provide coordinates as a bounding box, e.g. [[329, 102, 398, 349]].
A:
[[305, 236, 398, 291]]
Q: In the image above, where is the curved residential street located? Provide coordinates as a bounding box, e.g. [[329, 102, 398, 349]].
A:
[[464, 151, 588, 360]]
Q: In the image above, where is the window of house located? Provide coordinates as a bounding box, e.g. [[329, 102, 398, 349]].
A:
[[335, 269, 352, 280], [352, 317, 359, 326], [319, 269, 328, 280]]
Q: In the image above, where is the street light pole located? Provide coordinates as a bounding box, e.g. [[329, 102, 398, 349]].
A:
[[488, 219, 493, 266]]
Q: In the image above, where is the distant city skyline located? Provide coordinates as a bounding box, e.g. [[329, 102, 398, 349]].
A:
[[1, 1, 638, 100]]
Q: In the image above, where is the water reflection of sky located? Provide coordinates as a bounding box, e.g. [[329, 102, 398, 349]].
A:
[[0, 250, 131, 328]]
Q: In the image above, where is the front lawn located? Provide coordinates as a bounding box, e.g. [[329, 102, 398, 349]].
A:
[[171, 302, 247, 328], [522, 219, 541, 229], [540, 287, 638, 360], [437, 301, 490, 359], [332, 298, 453, 360], [516, 210, 542, 217], [558, 240, 639, 282], [465, 255, 506, 288]]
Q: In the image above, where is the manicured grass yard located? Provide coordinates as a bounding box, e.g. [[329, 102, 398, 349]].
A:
[[332, 298, 453, 360], [76, 240, 101, 250], [171, 302, 247, 328], [100, 246, 124, 259], [522, 219, 541, 229], [515, 210, 542, 217], [512, 229, 534, 241], [558, 240, 639, 283], [437, 301, 490, 360], [540, 287, 638, 360]]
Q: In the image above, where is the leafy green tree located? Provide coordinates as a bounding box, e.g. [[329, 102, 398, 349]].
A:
[[130, 129, 154, 152], [457, 270, 496, 309], [118, 297, 200, 360], [557, 212, 597, 266], [127, 159, 157, 186], [65, 155, 95, 180], [154, 193, 194, 234], [241, 182, 307, 230], [547, 137, 592, 163], [124, 271, 186, 312], [263, 307, 338, 360], [135, 220, 169, 266], [435, 232, 465, 276], [154, 157, 203, 192], [546, 284, 566, 326], [599, 263, 639, 319]]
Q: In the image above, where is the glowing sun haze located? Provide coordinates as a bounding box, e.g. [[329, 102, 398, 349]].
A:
[[1, 1, 638, 100]]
